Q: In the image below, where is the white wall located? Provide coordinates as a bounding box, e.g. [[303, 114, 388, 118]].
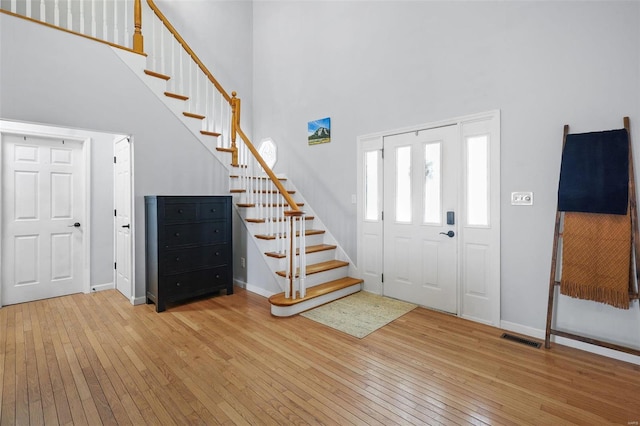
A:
[[0, 13, 231, 300], [251, 1, 640, 348]]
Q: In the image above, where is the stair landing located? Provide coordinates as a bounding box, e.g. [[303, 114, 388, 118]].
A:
[[269, 277, 363, 317]]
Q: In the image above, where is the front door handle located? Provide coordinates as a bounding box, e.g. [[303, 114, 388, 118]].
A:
[[439, 230, 455, 238]]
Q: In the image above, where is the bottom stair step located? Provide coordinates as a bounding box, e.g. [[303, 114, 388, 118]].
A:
[[269, 277, 363, 317]]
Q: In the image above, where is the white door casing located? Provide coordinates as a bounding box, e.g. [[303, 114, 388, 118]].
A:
[[114, 136, 133, 301], [383, 125, 459, 313], [1, 134, 87, 305], [357, 111, 500, 326]]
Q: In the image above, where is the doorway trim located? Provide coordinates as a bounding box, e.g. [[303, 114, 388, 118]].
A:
[[356, 110, 501, 326], [0, 120, 92, 307]]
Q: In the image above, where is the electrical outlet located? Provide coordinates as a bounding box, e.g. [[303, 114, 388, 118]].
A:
[[241, 257, 246, 268], [511, 191, 533, 206]]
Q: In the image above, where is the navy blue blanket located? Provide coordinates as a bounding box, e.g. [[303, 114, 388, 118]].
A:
[[557, 128, 629, 215]]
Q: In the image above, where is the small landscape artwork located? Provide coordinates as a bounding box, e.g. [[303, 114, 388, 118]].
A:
[[308, 117, 331, 145]]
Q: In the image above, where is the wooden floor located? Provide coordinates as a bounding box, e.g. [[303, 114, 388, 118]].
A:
[[1, 288, 640, 425]]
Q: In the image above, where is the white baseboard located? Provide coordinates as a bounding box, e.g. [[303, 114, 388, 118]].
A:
[[132, 296, 147, 305], [89, 282, 114, 293], [500, 320, 640, 366], [239, 279, 275, 299]]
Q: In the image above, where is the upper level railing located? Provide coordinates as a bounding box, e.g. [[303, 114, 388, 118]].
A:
[[2, 0, 306, 299], [0, 0, 143, 54]]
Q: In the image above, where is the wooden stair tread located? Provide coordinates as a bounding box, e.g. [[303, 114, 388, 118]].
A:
[[201, 130, 221, 137], [269, 277, 363, 306], [246, 216, 314, 223], [183, 111, 205, 120], [165, 91, 188, 101], [230, 175, 287, 181], [276, 259, 349, 277], [144, 69, 170, 80], [266, 244, 337, 258], [237, 202, 305, 209], [253, 190, 296, 194], [256, 229, 325, 240]]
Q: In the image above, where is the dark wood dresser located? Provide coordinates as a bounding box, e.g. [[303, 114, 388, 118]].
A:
[[145, 196, 233, 312]]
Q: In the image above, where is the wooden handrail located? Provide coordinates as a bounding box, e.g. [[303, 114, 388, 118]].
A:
[[146, 0, 231, 103], [236, 126, 301, 212], [147, 0, 299, 212]]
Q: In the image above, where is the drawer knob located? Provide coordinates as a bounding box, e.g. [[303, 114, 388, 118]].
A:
[[215, 229, 220, 233], [175, 232, 180, 237], [176, 282, 181, 287], [175, 257, 180, 261], [211, 209, 216, 212], [215, 252, 220, 256], [178, 209, 183, 213], [215, 274, 220, 279]]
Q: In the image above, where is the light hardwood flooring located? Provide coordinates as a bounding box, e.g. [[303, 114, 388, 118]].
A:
[[1, 287, 640, 425]]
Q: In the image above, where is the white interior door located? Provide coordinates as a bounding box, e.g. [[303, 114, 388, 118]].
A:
[[1, 134, 85, 305], [114, 136, 132, 300], [383, 126, 459, 313]]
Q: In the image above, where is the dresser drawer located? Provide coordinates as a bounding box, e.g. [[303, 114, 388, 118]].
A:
[[163, 222, 228, 247], [162, 244, 229, 274], [163, 267, 230, 301], [199, 200, 229, 220], [164, 203, 197, 221]]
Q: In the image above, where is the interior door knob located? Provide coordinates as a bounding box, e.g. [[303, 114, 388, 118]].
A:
[[439, 230, 455, 238], [68, 222, 81, 228], [122, 224, 130, 228]]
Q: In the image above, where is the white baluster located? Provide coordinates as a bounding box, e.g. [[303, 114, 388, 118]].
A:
[[284, 216, 291, 299], [170, 38, 176, 94], [113, 0, 119, 45], [26, 0, 31, 19], [54, 0, 60, 26], [11, 0, 16, 14], [300, 214, 306, 298], [160, 26, 167, 76], [149, 15, 157, 70], [102, 0, 108, 42], [79, 0, 85, 35], [66, 0, 72, 30], [178, 48, 185, 96], [39, 0, 45, 23], [123, 0, 130, 48], [91, 0, 96, 37]]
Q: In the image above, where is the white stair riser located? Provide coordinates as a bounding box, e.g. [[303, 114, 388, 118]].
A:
[[266, 249, 336, 271], [270, 283, 362, 317], [302, 266, 349, 287]]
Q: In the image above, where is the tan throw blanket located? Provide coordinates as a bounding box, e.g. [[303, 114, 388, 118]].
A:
[[561, 211, 631, 309]]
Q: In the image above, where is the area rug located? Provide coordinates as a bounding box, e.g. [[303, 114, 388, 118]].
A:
[[300, 291, 417, 338]]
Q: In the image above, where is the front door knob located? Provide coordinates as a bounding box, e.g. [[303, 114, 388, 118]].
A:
[[439, 230, 455, 238]]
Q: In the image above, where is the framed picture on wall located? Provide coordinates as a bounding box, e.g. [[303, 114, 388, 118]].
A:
[[308, 117, 331, 145]]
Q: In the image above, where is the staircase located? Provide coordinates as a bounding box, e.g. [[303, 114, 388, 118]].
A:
[[0, 0, 363, 315], [1, 0, 363, 315]]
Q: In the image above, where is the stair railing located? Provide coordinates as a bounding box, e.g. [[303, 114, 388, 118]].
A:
[[2, 0, 308, 300], [145, 0, 307, 299], [1, 0, 144, 55]]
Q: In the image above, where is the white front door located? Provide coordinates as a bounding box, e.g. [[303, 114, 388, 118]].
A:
[[114, 136, 132, 299], [1, 134, 85, 305], [383, 126, 459, 313]]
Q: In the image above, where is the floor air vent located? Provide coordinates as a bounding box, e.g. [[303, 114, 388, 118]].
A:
[[500, 333, 541, 349]]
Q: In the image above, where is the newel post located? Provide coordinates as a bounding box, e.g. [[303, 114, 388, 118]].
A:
[[133, 0, 144, 54], [230, 91, 240, 166]]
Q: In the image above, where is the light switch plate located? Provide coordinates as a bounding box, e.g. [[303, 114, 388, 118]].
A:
[[511, 191, 533, 206]]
